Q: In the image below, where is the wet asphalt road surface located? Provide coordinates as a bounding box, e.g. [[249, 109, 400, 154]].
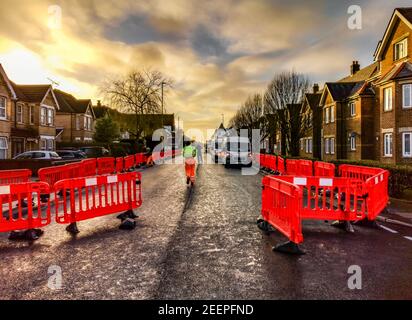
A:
[[1, 155, 412, 299]]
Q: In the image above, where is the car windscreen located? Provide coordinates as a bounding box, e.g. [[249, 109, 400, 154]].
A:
[[50, 152, 60, 158], [227, 141, 250, 152]]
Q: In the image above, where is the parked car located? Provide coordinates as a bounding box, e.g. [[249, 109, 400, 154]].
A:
[[56, 150, 87, 160], [13, 151, 62, 160], [79, 146, 110, 158]]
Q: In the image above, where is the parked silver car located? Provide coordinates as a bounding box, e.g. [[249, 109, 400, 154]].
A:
[[13, 151, 62, 160]]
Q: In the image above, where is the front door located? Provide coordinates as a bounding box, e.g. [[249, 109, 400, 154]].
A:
[[11, 138, 25, 158]]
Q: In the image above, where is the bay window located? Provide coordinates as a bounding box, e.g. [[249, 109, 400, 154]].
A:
[[384, 133, 393, 157], [403, 132, 412, 158], [0, 96, 6, 119], [403, 84, 412, 109], [384, 87, 393, 111], [0, 137, 8, 159]]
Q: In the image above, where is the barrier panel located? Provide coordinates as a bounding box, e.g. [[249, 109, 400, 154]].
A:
[[261, 175, 303, 245], [135, 153, 147, 166], [277, 157, 285, 174], [277, 176, 367, 221], [297, 160, 313, 176], [0, 169, 32, 184], [0, 182, 51, 232], [54, 172, 142, 224], [365, 170, 389, 220], [65, 162, 83, 179], [115, 157, 124, 173], [39, 165, 70, 189], [314, 161, 335, 177], [124, 155, 135, 171], [97, 157, 115, 175], [339, 164, 383, 182], [81, 158, 97, 177], [285, 159, 299, 175], [267, 155, 277, 172]]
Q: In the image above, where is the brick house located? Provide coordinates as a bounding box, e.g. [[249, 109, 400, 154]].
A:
[[0, 64, 60, 158], [0, 64, 15, 159], [54, 90, 95, 143], [299, 84, 322, 159], [372, 7, 412, 165]]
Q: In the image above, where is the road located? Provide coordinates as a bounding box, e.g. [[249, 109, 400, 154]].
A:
[[1, 156, 412, 299]]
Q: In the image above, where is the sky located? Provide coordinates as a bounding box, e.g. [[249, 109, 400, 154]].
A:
[[0, 0, 411, 132]]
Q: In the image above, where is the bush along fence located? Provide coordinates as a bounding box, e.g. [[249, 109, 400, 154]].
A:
[[254, 154, 390, 255]]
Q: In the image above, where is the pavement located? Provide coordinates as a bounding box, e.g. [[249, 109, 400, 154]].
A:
[[1, 155, 412, 299]]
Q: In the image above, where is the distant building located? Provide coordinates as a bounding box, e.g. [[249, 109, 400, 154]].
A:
[[54, 89, 95, 143]]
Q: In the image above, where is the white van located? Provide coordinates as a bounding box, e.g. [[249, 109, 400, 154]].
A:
[[209, 137, 225, 163], [221, 136, 252, 167]]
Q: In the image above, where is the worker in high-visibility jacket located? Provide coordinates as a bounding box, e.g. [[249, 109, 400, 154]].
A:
[[183, 140, 197, 186]]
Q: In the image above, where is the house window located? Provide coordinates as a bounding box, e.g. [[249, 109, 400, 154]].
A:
[[349, 102, 356, 117], [325, 107, 330, 124], [384, 133, 393, 157], [403, 132, 412, 158], [330, 138, 335, 154], [75, 137, 81, 142], [47, 109, 53, 126], [383, 87, 392, 111], [394, 38, 408, 61], [350, 135, 356, 151], [330, 106, 335, 123], [403, 84, 412, 109], [17, 104, 23, 123], [0, 137, 8, 159], [76, 116, 81, 130], [325, 138, 330, 154], [0, 96, 6, 119], [309, 138, 313, 153], [46, 139, 54, 150], [300, 139, 304, 150], [40, 139, 47, 150], [29, 105, 34, 124], [40, 107, 47, 125]]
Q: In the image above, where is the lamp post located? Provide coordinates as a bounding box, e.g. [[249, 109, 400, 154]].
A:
[[161, 81, 166, 128]]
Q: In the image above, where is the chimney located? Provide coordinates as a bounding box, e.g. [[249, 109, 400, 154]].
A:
[[97, 100, 101, 107], [351, 61, 360, 75], [313, 83, 319, 93]]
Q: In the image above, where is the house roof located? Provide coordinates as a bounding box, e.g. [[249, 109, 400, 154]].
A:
[[377, 61, 412, 84], [321, 81, 374, 104], [0, 64, 17, 99], [338, 62, 379, 83], [54, 89, 93, 115], [304, 92, 322, 110], [11, 83, 57, 105], [374, 8, 412, 61]]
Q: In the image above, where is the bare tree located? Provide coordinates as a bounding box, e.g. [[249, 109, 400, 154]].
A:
[[101, 69, 172, 138], [229, 94, 264, 136], [264, 71, 310, 156]]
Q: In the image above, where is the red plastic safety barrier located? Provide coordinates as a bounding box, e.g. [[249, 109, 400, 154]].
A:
[[39, 165, 70, 189], [54, 172, 142, 224], [339, 164, 383, 182], [261, 175, 303, 244], [97, 157, 115, 175], [267, 155, 277, 172], [366, 170, 389, 220], [124, 155, 135, 171], [0, 182, 51, 232], [115, 157, 124, 173], [314, 161, 335, 177], [65, 162, 83, 179], [277, 157, 285, 174], [276, 176, 367, 221], [0, 169, 32, 184], [286, 159, 313, 176], [81, 158, 97, 177], [135, 153, 147, 166]]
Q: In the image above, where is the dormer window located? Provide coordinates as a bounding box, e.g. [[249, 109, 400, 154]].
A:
[[394, 38, 408, 61]]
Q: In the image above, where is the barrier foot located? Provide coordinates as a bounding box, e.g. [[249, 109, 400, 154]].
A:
[[119, 218, 136, 230], [353, 218, 379, 228], [8, 229, 43, 241], [66, 222, 80, 235], [331, 220, 354, 233], [256, 218, 270, 233], [273, 241, 305, 255], [117, 209, 138, 221]]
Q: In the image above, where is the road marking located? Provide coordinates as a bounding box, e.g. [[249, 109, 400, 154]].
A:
[[379, 225, 398, 234], [404, 236, 412, 241]]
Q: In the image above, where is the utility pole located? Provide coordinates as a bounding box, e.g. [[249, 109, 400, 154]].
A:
[[221, 113, 224, 126], [161, 81, 165, 129]]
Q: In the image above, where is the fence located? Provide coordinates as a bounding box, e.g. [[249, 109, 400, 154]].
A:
[[116, 157, 124, 173], [97, 157, 116, 175], [124, 155, 135, 171], [314, 161, 335, 177]]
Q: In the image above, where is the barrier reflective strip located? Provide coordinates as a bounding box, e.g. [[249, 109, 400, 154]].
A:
[[293, 177, 307, 186], [319, 178, 333, 187], [0, 185, 11, 195]]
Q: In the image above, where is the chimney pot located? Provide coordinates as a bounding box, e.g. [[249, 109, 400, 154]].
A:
[[313, 83, 319, 93], [351, 61, 361, 75]]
